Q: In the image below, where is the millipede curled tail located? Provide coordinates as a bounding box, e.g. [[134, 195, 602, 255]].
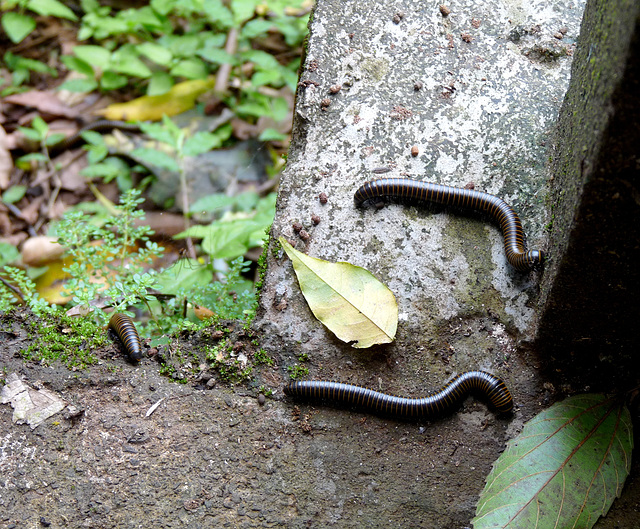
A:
[[354, 178, 544, 271], [108, 313, 143, 362], [284, 370, 513, 420]]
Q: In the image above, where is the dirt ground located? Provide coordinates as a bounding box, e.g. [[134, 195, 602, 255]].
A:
[[0, 309, 638, 529]]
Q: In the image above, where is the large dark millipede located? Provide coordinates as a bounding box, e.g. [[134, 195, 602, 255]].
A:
[[108, 313, 143, 362], [284, 370, 513, 420], [354, 177, 544, 271]]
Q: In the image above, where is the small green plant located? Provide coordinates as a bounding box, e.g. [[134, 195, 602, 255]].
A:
[[159, 363, 176, 377], [205, 338, 253, 383], [2, 51, 58, 94], [1, 0, 76, 45], [77, 131, 137, 192], [55, 188, 164, 322], [14, 116, 66, 168], [258, 385, 273, 397], [181, 191, 276, 261], [0, 266, 57, 316], [254, 348, 274, 366], [157, 256, 260, 325], [287, 364, 309, 380], [57, 0, 308, 114]]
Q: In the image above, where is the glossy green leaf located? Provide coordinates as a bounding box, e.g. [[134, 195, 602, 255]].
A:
[[474, 394, 633, 529], [189, 193, 236, 214], [130, 148, 180, 173], [110, 45, 152, 78], [279, 237, 398, 348], [28, 0, 78, 21], [182, 131, 223, 157], [137, 42, 173, 66], [2, 185, 27, 205], [60, 55, 95, 77], [100, 71, 128, 90], [147, 71, 173, 96], [0, 241, 20, 268], [72, 45, 111, 69], [57, 78, 98, 93], [2, 13, 36, 44], [155, 259, 214, 294]]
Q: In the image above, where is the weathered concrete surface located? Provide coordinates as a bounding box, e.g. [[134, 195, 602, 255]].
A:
[[258, 0, 585, 366], [538, 0, 640, 387], [255, 0, 596, 525], [0, 323, 516, 529]]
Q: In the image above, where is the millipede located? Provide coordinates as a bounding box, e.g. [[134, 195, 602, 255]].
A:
[[354, 177, 544, 271], [284, 370, 513, 420], [108, 313, 143, 362]]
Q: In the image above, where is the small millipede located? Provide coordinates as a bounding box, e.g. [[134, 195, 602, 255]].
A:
[[108, 313, 143, 362], [284, 370, 513, 420], [354, 177, 544, 271]]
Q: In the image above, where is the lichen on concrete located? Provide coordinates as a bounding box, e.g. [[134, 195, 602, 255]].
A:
[[259, 0, 583, 364]]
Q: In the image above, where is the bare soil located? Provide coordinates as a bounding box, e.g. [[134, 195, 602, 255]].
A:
[[1, 309, 638, 529]]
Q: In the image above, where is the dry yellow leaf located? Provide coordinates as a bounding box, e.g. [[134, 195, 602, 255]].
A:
[[279, 237, 397, 348], [97, 78, 215, 121]]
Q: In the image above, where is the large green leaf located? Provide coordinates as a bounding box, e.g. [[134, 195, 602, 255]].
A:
[[279, 237, 397, 348], [473, 394, 633, 529]]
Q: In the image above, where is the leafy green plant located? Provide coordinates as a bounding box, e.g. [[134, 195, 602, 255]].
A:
[[2, 51, 58, 94], [14, 116, 66, 167], [1, 0, 295, 372], [1, 0, 77, 45], [54, 188, 163, 321], [77, 130, 138, 191], [181, 191, 276, 261], [58, 0, 308, 113], [287, 364, 309, 380], [254, 348, 274, 366], [1, 1, 73, 92], [0, 266, 57, 315], [206, 339, 253, 383], [474, 393, 633, 529]]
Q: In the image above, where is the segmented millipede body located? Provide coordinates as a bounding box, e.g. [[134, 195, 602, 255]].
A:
[[108, 313, 143, 362], [284, 370, 513, 420], [354, 178, 544, 271]]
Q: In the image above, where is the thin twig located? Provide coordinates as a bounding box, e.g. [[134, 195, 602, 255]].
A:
[[0, 275, 24, 300], [214, 27, 239, 93], [4, 201, 37, 237]]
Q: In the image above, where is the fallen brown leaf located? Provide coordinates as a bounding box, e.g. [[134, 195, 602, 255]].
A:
[[3, 90, 80, 119]]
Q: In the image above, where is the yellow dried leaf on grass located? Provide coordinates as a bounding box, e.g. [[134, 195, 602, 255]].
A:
[[279, 237, 397, 348], [97, 78, 216, 122], [35, 258, 73, 305]]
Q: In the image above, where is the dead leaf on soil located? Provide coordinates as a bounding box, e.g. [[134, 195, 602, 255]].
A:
[[1, 373, 68, 429], [3, 90, 80, 119]]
